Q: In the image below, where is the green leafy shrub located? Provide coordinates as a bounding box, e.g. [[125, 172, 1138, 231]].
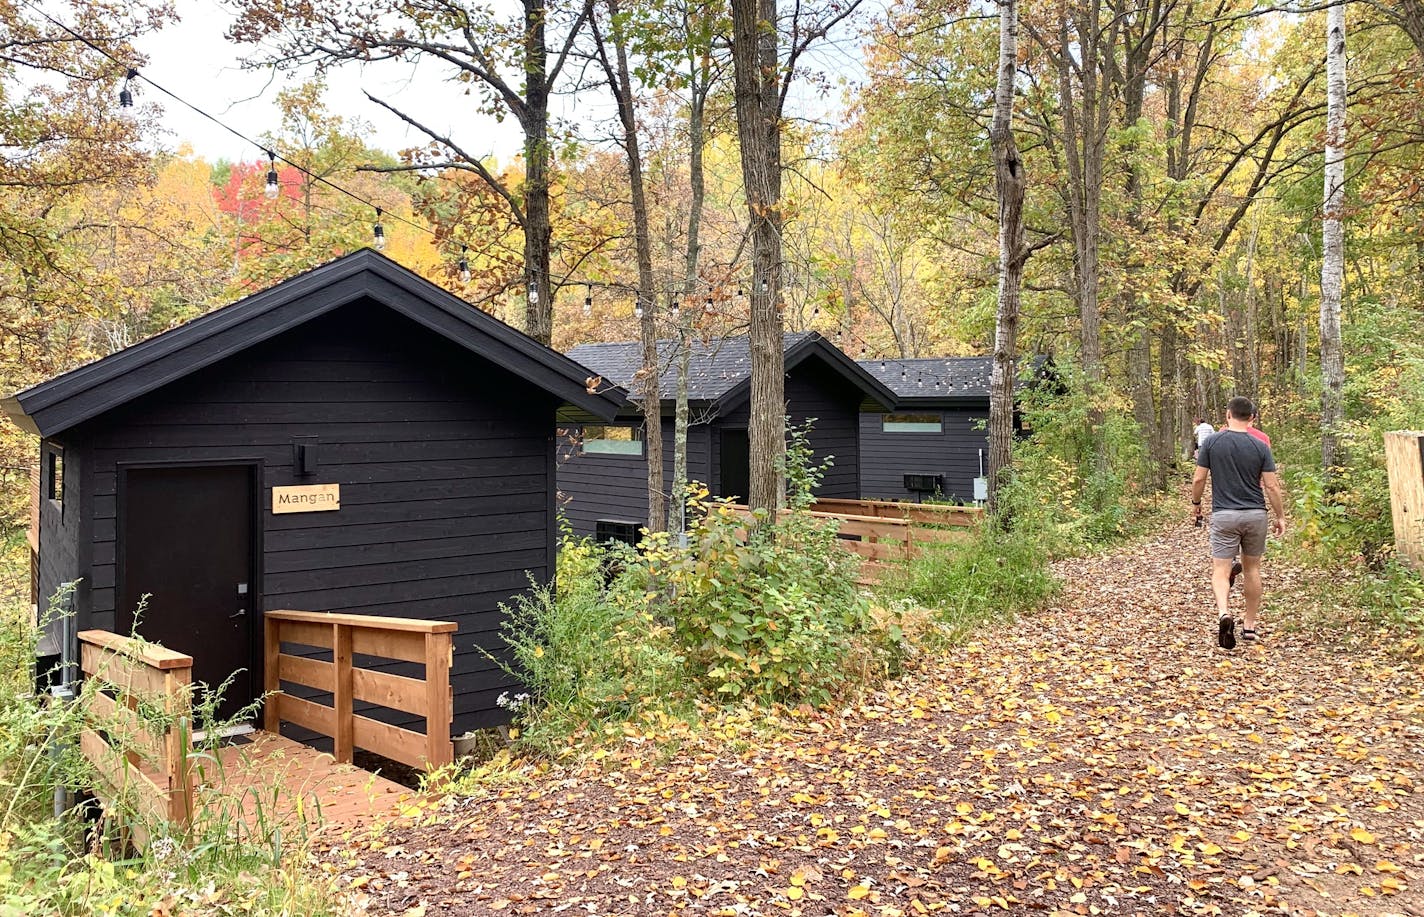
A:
[[493, 533, 687, 758], [637, 425, 888, 707], [995, 372, 1157, 555]]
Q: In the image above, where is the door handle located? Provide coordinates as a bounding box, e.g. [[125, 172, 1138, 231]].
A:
[[230, 608, 246, 619]]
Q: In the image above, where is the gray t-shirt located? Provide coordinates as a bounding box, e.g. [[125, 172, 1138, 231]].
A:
[[1198, 430, 1276, 512]]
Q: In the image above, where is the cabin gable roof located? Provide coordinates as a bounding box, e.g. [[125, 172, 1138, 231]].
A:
[[568, 331, 895, 414], [4, 249, 624, 437]]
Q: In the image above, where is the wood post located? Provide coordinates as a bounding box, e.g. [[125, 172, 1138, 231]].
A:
[[333, 623, 354, 763], [262, 613, 280, 733], [424, 631, 454, 769], [1385, 431, 1424, 571]]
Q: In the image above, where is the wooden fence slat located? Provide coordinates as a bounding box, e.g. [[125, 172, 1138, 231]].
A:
[[88, 691, 165, 763], [277, 653, 335, 692], [80, 643, 170, 696], [275, 694, 337, 736], [351, 667, 426, 715], [77, 629, 193, 669], [274, 620, 336, 651], [351, 714, 433, 771], [350, 628, 426, 664]]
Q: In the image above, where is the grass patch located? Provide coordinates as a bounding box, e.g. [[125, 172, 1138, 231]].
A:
[[0, 584, 349, 916], [879, 529, 1061, 643]]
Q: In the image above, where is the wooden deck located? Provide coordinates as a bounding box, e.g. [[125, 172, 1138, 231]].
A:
[[197, 730, 414, 837], [76, 611, 455, 849]]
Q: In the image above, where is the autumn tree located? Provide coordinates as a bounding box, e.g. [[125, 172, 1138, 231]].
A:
[[987, 0, 1026, 517], [228, 0, 590, 344], [1320, 0, 1346, 472], [729, 0, 862, 512]]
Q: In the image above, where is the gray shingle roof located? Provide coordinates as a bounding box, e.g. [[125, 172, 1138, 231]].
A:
[[857, 355, 1049, 401], [859, 357, 994, 398], [568, 332, 817, 402]]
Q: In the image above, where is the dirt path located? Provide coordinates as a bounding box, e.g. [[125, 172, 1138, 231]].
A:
[[340, 523, 1423, 916]]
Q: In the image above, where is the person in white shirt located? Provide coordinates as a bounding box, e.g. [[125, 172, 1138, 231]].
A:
[[1193, 417, 1215, 459]]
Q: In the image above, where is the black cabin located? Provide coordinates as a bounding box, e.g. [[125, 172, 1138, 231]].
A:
[[857, 357, 1047, 502], [557, 332, 895, 538], [4, 249, 623, 735]]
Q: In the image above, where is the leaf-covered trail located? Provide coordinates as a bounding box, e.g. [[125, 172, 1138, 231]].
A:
[[344, 523, 1423, 916]]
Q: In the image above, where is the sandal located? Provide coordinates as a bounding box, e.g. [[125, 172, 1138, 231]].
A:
[[1218, 615, 1236, 650], [1241, 628, 1259, 643]]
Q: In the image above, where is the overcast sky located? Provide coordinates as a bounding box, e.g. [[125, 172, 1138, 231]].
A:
[[132, 0, 531, 164], [130, 0, 865, 166]]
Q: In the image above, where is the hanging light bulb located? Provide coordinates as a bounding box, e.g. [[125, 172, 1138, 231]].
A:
[[759, 277, 769, 294], [859, 345, 867, 357], [704, 297, 714, 314], [671, 299, 681, 319], [458, 245, 471, 283], [901, 367, 908, 382], [879, 360, 886, 372], [528, 283, 539, 304], [119, 68, 137, 108], [264, 150, 280, 200], [372, 208, 386, 250], [583, 288, 592, 317], [736, 287, 745, 298], [635, 303, 645, 320]]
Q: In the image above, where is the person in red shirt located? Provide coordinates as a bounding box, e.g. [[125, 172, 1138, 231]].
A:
[[1220, 412, 1270, 446]]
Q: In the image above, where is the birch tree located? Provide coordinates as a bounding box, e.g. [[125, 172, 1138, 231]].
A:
[[590, 0, 665, 532], [987, 0, 1026, 517], [1320, 0, 1346, 472]]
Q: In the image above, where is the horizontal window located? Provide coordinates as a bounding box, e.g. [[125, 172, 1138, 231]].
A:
[[582, 425, 643, 456], [882, 413, 942, 434]]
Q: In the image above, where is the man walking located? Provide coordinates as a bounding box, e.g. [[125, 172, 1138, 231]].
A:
[[1191, 397, 1286, 648]]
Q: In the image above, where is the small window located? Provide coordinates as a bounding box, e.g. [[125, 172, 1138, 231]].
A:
[[46, 449, 63, 505], [882, 413, 943, 434], [582, 425, 643, 456]]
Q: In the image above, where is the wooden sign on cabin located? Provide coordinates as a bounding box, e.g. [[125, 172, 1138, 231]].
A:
[[271, 483, 340, 514]]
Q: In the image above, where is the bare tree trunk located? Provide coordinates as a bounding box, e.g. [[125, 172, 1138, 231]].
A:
[[732, 0, 786, 512], [1320, 0, 1346, 473], [593, 0, 664, 530], [523, 0, 555, 344], [987, 0, 1025, 519], [1052, 7, 1111, 482]]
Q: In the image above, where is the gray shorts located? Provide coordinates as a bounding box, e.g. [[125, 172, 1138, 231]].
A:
[[1210, 509, 1268, 559]]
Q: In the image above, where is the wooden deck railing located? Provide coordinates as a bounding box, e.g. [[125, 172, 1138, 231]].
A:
[[730, 498, 980, 581], [77, 630, 195, 836], [809, 497, 982, 529], [263, 610, 456, 771]]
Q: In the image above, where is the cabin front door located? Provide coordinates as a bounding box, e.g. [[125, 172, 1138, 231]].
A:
[[119, 465, 257, 722], [720, 429, 751, 503]]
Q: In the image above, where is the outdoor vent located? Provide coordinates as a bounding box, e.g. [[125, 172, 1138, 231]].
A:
[[595, 519, 641, 547], [903, 473, 944, 494]]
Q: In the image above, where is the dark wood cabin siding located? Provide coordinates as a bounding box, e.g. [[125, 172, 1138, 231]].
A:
[[858, 403, 990, 502], [716, 358, 862, 499], [36, 438, 84, 635], [71, 301, 558, 733], [556, 416, 712, 537]]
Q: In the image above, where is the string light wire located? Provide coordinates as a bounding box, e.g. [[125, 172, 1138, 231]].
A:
[[16, 0, 451, 250]]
